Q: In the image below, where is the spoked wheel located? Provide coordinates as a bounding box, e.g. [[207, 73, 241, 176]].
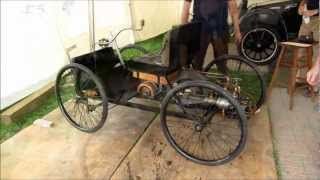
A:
[[120, 45, 148, 61], [55, 63, 108, 133], [241, 27, 280, 65], [161, 81, 247, 165], [203, 55, 266, 113]]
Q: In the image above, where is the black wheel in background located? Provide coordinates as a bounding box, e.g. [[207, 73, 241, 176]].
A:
[[161, 81, 247, 166], [55, 63, 108, 133], [241, 27, 281, 65], [120, 45, 149, 61], [204, 55, 266, 112]]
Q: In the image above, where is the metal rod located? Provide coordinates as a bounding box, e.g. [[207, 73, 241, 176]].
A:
[[88, 0, 95, 52], [109, 99, 191, 120]]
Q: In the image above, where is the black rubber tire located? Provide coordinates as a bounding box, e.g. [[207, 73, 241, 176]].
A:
[[160, 81, 247, 166], [204, 55, 266, 111], [240, 26, 281, 65], [55, 63, 108, 133], [120, 45, 149, 61]]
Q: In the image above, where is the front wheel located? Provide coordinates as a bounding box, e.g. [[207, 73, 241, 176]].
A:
[[161, 81, 247, 166], [55, 63, 108, 133]]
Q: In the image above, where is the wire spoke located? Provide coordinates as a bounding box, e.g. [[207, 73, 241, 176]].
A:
[[57, 67, 105, 131]]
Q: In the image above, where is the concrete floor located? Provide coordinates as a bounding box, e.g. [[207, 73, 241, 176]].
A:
[[1, 101, 277, 179], [1, 106, 156, 179], [111, 105, 276, 180], [269, 88, 320, 180]]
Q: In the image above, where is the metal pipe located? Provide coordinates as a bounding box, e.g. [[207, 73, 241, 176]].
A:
[[88, 0, 96, 52], [108, 99, 194, 120], [128, 0, 137, 43]]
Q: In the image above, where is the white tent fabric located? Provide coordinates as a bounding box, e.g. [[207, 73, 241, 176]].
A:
[[130, 0, 184, 41], [1, 0, 247, 109], [1, 1, 67, 109], [0, 0, 185, 109]]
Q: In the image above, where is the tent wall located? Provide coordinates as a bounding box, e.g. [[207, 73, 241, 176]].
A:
[[56, 1, 134, 58], [0, 0, 134, 109], [1, 1, 67, 109], [130, 0, 184, 41], [93, 1, 135, 50], [1, 0, 183, 110], [0, 0, 208, 109]]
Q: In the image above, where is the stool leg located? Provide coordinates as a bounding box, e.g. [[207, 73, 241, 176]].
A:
[[267, 46, 286, 98], [289, 48, 299, 110], [306, 47, 313, 68]]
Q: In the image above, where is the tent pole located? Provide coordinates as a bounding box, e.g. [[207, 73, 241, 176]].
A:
[[88, 0, 95, 52], [128, 0, 136, 43]]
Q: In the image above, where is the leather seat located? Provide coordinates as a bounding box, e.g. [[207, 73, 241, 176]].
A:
[[126, 31, 175, 76], [127, 22, 201, 76]]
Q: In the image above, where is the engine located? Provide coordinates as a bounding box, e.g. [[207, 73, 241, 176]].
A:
[[137, 81, 159, 98]]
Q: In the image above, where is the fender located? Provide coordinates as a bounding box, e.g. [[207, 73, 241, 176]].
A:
[[240, 8, 288, 41]]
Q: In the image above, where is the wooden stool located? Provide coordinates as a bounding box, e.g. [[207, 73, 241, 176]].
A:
[[268, 42, 314, 110]]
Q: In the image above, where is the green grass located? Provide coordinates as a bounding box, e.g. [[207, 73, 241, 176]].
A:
[[136, 33, 165, 54], [0, 93, 58, 143], [273, 146, 283, 180], [267, 106, 283, 180], [121, 33, 165, 61], [208, 68, 265, 105]]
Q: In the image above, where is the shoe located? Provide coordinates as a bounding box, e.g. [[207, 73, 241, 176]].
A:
[[303, 87, 318, 97]]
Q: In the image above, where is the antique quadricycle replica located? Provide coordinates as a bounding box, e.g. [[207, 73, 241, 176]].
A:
[[55, 21, 266, 166]]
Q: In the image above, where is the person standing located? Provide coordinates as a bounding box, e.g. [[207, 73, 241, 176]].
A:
[[298, 0, 319, 43], [297, 0, 319, 84], [307, 53, 320, 86], [181, 0, 242, 70]]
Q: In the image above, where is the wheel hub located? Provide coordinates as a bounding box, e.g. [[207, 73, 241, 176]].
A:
[[257, 43, 262, 48], [195, 123, 204, 132]]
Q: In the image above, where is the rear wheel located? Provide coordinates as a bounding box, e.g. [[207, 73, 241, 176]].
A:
[[161, 81, 247, 165], [241, 27, 280, 65], [203, 55, 266, 113], [55, 63, 108, 132]]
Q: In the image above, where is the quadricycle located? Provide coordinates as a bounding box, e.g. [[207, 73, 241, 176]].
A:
[[55, 21, 266, 165]]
